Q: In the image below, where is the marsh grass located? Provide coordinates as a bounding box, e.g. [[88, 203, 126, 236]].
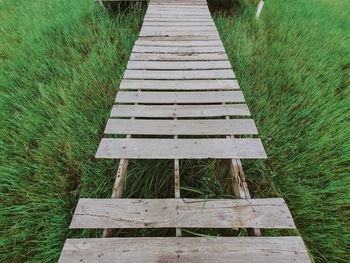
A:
[[0, 0, 349, 262]]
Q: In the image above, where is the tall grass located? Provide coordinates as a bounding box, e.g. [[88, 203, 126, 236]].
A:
[[212, 0, 350, 262], [0, 0, 145, 261], [0, 0, 349, 262]]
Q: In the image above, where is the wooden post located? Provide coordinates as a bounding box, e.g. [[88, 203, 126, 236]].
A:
[[223, 102, 261, 237], [256, 0, 265, 18], [102, 90, 140, 238]]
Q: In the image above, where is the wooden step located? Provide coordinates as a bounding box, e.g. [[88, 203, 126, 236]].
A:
[[132, 45, 225, 53], [95, 138, 267, 159], [120, 79, 240, 90], [134, 40, 222, 46], [110, 104, 250, 118], [127, 61, 231, 70], [115, 91, 244, 103], [130, 52, 228, 61], [70, 198, 295, 229], [104, 119, 258, 135], [123, 69, 235, 80], [59, 237, 311, 263]]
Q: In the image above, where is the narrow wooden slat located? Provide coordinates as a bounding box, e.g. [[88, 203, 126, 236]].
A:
[[59, 237, 311, 263], [70, 198, 295, 229], [110, 104, 250, 118], [127, 61, 231, 70], [95, 138, 266, 159], [124, 70, 235, 80], [142, 22, 216, 27], [137, 36, 221, 41], [120, 79, 240, 90], [130, 52, 228, 61], [132, 46, 225, 53], [140, 26, 217, 33], [115, 91, 244, 103], [134, 40, 222, 46], [139, 31, 219, 37], [104, 119, 258, 135]]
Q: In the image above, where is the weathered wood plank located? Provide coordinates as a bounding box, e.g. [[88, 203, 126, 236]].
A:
[[70, 198, 295, 229], [137, 36, 221, 41], [142, 22, 216, 27], [139, 31, 219, 37], [104, 119, 258, 135], [111, 104, 250, 118], [134, 40, 222, 46], [59, 237, 311, 263], [124, 69, 235, 80], [120, 79, 240, 90], [127, 61, 231, 70], [115, 91, 244, 103], [95, 138, 266, 159], [130, 52, 228, 61], [132, 46, 225, 53], [140, 26, 217, 33]]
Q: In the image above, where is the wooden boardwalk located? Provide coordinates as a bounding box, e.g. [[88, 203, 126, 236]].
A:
[[59, 0, 311, 262]]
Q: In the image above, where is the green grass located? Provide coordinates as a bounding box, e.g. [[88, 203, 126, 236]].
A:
[[0, 0, 349, 262]]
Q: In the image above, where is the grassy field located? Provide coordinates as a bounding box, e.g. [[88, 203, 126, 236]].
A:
[[1, 0, 349, 262]]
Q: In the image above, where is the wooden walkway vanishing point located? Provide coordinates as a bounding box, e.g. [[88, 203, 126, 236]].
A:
[[59, 0, 311, 262]]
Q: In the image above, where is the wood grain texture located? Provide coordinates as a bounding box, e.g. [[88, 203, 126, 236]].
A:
[[115, 91, 244, 103], [104, 119, 258, 135], [130, 52, 228, 61], [134, 40, 222, 46], [120, 79, 240, 90], [127, 61, 231, 70], [70, 198, 295, 229], [132, 45, 225, 53], [95, 138, 267, 159], [59, 237, 311, 263], [110, 104, 250, 117], [124, 69, 235, 80]]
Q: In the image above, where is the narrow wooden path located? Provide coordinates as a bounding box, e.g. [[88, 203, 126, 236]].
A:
[[59, 0, 311, 262]]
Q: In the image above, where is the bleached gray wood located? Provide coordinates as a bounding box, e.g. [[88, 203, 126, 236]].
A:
[[115, 91, 244, 103], [120, 79, 240, 90], [124, 70, 235, 80], [132, 45, 225, 53], [59, 236, 311, 263], [104, 119, 258, 135], [134, 40, 222, 46], [70, 198, 295, 229], [139, 31, 219, 37], [111, 104, 250, 118], [137, 36, 221, 41], [141, 26, 217, 33], [95, 138, 266, 159], [142, 22, 216, 27], [130, 52, 228, 61], [127, 61, 231, 70]]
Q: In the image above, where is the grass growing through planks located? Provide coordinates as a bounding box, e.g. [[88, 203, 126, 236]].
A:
[[0, 0, 349, 262]]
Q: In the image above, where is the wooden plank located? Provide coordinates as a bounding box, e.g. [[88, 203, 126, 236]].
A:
[[110, 104, 250, 118], [142, 22, 216, 27], [134, 40, 222, 47], [104, 119, 258, 135], [127, 61, 230, 70], [115, 91, 244, 103], [137, 36, 221, 41], [120, 79, 240, 90], [130, 52, 228, 61], [139, 31, 219, 37], [70, 198, 295, 229], [59, 237, 311, 263], [140, 27, 217, 33], [132, 46, 225, 53], [95, 138, 266, 159], [124, 69, 235, 80]]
